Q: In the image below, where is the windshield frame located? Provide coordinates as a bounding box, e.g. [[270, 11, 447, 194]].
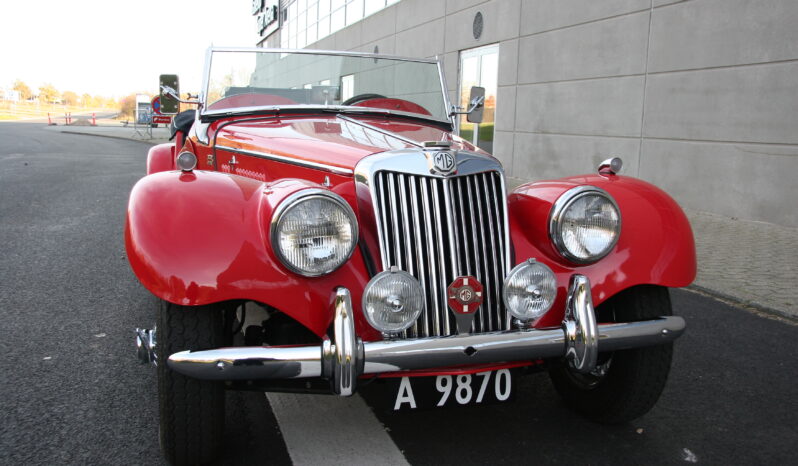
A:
[[199, 47, 453, 126]]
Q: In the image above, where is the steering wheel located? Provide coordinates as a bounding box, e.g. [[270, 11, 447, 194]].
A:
[[342, 93, 387, 106]]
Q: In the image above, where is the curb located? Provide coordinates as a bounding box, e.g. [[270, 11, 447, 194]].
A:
[[685, 285, 797, 325], [57, 130, 168, 146]]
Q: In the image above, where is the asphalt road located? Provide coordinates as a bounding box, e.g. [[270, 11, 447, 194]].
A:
[[1, 121, 796, 465]]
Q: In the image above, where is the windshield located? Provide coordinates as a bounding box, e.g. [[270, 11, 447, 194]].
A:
[[203, 49, 449, 122]]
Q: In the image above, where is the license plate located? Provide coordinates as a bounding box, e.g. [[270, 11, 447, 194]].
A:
[[392, 369, 514, 411]]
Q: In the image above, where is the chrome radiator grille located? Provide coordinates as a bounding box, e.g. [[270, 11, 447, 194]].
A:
[[373, 170, 510, 337]]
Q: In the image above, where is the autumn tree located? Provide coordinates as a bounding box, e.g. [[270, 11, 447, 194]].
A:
[[38, 83, 60, 104], [13, 80, 32, 100], [119, 94, 136, 118], [62, 91, 79, 106]]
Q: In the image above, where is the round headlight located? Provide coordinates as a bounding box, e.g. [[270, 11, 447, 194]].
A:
[[503, 259, 557, 321], [176, 151, 197, 171], [549, 186, 621, 264], [363, 268, 424, 333], [271, 189, 358, 277]]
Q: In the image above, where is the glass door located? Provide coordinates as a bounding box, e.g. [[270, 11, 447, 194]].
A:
[[459, 44, 498, 153]]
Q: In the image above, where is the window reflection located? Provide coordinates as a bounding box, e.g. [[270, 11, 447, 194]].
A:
[[459, 44, 499, 153]]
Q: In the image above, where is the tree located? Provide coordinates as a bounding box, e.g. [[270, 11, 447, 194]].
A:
[[13, 80, 32, 100], [62, 91, 79, 106], [81, 93, 93, 107], [38, 83, 60, 104], [119, 94, 136, 118]]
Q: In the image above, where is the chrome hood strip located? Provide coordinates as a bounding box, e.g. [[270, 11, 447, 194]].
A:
[[216, 144, 354, 176]]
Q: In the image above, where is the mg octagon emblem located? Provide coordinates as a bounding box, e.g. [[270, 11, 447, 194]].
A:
[[447, 276, 484, 334], [447, 276, 483, 314], [430, 150, 456, 175]]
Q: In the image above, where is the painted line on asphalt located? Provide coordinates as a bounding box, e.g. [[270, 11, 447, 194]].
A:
[[266, 392, 409, 466]]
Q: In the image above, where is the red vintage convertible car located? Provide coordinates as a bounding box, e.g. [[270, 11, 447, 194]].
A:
[[129, 47, 695, 465]]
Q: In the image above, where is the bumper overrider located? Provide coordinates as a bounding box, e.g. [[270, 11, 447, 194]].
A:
[[143, 275, 684, 396]]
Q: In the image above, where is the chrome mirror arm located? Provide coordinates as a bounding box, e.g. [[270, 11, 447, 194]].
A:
[[160, 85, 202, 105], [448, 95, 485, 117]]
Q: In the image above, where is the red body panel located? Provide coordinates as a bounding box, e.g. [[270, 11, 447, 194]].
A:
[[146, 143, 175, 175], [125, 171, 376, 339], [510, 174, 697, 328], [126, 114, 695, 344]]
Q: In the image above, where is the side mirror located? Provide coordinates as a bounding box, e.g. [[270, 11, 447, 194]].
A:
[[466, 86, 485, 124], [159, 74, 180, 115]]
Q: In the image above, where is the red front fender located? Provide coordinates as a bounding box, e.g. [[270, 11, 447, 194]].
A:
[[509, 174, 697, 328], [146, 143, 175, 174], [124, 170, 372, 338]]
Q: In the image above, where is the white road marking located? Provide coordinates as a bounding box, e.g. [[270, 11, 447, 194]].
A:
[[266, 392, 409, 466]]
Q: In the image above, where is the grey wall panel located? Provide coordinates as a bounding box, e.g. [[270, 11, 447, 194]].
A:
[[395, 18, 446, 57], [361, 7, 397, 45], [492, 130, 515, 173], [644, 62, 798, 144], [519, 0, 650, 36], [495, 85, 517, 131], [652, 0, 685, 7], [357, 36, 397, 56], [396, 0, 446, 32], [513, 132, 640, 181], [517, 11, 648, 84], [334, 20, 363, 50], [446, 0, 490, 15], [649, 0, 798, 73], [443, 0, 521, 53], [498, 39, 519, 86], [515, 76, 645, 137], [292, 0, 796, 226], [640, 139, 798, 226], [441, 51, 459, 93]]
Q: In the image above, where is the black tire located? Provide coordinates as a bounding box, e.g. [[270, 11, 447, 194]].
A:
[[157, 299, 225, 465], [549, 285, 675, 424]]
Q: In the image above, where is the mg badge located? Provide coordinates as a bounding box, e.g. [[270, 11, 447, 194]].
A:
[[448, 276, 483, 334], [431, 150, 456, 175], [447, 276, 483, 314]]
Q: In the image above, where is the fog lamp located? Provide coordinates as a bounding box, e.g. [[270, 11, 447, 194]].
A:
[[363, 268, 424, 333], [503, 259, 557, 321]]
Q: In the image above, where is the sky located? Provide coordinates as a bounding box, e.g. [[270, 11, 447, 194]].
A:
[[0, 0, 256, 98]]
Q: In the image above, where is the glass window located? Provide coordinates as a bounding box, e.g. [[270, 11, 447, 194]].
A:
[[364, 0, 385, 17], [331, 6, 345, 33], [459, 44, 499, 153], [347, 0, 364, 24], [204, 50, 449, 121]]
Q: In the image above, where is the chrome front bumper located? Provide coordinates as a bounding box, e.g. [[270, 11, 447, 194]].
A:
[[166, 275, 685, 396]]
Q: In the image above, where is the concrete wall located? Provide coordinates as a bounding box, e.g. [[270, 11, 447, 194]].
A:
[[267, 0, 798, 227]]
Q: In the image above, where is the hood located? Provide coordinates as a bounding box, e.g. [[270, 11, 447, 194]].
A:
[[213, 114, 482, 173]]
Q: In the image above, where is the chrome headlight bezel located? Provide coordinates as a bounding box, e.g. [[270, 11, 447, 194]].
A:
[[270, 188, 359, 277], [549, 186, 621, 265]]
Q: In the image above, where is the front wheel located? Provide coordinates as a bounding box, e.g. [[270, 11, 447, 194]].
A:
[[549, 285, 675, 424], [157, 299, 226, 465]]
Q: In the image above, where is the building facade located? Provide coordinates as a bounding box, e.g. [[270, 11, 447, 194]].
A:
[[254, 0, 798, 227]]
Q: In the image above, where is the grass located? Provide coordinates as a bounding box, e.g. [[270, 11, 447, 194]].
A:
[[459, 122, 494, 143]]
